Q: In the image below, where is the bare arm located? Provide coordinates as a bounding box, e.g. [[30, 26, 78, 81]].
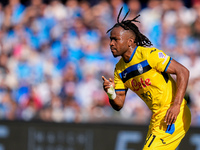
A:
[[109, 90, 126, 111], [102, 76, 126, 111], [164, 59, 189, 125]]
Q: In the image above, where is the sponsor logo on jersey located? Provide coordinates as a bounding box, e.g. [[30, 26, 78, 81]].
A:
[[150, 49, 156, 54], [131, 78, 151, 92], [123, 72, 127, 78]]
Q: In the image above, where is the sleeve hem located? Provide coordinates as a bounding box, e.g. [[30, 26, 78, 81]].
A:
[[115, 89, 128, 92], [164, 57, 172, 72]]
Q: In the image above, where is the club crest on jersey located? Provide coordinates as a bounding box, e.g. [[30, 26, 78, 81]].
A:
[[158, 52, 166, 58], [137, 64, 143, 74]]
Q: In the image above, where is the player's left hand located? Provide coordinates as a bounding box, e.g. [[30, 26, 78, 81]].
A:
[[164, 104, 180, 125]]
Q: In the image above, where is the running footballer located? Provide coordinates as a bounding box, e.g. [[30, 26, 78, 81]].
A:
[[102, 7, 191, 150]]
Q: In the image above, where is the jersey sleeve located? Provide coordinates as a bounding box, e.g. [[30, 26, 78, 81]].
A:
[[147, 48, 172, 72], [114, 67, 128, 91]]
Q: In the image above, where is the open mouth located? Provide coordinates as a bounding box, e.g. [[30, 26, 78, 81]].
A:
[[111, 48, 117, 51]]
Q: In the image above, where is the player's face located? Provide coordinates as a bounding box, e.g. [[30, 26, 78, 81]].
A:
[[109, 26, 130, 57]]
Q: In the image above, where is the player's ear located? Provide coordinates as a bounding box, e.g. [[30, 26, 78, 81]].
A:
[[128, 38, 135, 47]]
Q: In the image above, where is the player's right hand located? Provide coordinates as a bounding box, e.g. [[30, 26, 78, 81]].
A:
[[102, 76, 115, 92]]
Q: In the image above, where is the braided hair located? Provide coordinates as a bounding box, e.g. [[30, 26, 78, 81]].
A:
[[107, 7, 152, 47]]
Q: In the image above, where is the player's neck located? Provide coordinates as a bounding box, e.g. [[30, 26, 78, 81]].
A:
[[122, 46, 137, 62]]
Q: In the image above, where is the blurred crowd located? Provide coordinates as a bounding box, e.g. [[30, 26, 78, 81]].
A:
[[0, 0, 200, 126]]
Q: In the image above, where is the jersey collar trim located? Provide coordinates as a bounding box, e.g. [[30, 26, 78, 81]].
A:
[[125, 46, 138, 63]]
